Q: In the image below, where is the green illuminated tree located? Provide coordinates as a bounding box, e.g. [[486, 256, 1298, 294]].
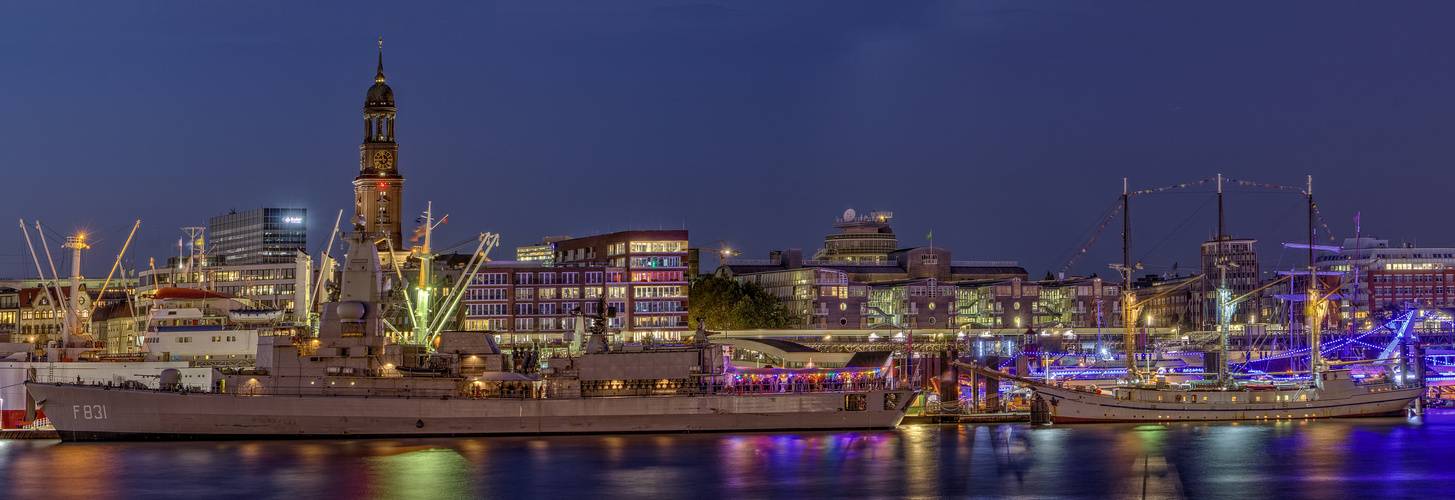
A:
[[689, 274, 795, 330]]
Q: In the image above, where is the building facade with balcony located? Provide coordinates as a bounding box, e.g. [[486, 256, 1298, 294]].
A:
[[458, 230, 691, 342]]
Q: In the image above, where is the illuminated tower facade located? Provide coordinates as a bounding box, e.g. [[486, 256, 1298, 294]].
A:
[[353, 45, 404, 251]]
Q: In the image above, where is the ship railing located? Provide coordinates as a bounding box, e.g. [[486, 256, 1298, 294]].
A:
[[232, 387, 461, 398]]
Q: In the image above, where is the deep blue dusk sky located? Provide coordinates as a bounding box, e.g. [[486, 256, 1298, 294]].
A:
[[4, 1, 1454, 281]]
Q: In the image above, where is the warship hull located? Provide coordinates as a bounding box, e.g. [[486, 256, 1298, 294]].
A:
[[26, 383, 914, 441]]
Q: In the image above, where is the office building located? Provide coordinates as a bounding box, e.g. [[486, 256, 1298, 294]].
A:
[[209, 208, 308, 265], [516, 236, 572, 264]]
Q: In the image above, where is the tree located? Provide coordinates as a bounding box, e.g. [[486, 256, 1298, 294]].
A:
[[689, 274, 796, 330]]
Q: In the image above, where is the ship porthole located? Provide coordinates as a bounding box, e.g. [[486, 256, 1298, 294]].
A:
[[416, 419, 424, 429]]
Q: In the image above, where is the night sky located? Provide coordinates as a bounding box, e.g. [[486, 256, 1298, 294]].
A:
[[4, 1, 1454, 281]]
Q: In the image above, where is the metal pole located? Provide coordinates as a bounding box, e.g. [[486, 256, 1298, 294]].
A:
[[1308, 175, 1321, 375]]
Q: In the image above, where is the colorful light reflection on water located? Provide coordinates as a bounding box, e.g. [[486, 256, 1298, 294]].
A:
[[4, 411, 1455, 499]]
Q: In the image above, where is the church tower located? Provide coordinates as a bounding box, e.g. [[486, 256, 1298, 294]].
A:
[[353, 42, 404, 251]]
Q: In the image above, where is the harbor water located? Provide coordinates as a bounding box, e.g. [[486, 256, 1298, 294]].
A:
[[4, 411, 1455, 499]]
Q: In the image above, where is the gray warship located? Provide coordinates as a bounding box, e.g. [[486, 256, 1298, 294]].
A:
[[26, 226, 914, 441]]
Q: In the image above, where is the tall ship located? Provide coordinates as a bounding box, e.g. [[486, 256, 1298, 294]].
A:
[[980, 176, 1424, 423], [27, 224, 914, 441]]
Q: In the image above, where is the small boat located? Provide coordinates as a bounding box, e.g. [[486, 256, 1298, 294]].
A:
[[227, 308, 285, 324]]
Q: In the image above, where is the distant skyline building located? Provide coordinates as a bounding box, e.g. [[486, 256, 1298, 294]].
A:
[[353, 46, 404, 251], [1198, 236, 1260, 328], [814, 209, 896, 262], [209, 208, 307, 265], [516, 236, 572, 264]]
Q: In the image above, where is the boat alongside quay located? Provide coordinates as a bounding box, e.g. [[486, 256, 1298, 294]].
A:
[[956, 175, 1423, 424], [26, 226, 914, 441], [1032, 369, 1422, 422]]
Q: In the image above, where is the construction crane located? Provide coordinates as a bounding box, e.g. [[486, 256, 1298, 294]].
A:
[[696, 239, 740, 274]]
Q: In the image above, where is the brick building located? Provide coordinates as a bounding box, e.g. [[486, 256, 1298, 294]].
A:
[[459, 230, 690, 342]]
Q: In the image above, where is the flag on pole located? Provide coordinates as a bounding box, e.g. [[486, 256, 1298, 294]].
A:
[[926, 230, 932, 240], [410, 225, 427, 242], [439, 215, 448, 224]]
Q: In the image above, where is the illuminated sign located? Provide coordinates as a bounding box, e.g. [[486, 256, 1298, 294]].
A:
[[284, 217, 303, 224]]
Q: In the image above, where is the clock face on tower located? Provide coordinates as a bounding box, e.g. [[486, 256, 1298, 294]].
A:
[[373, 150, 395, 171]]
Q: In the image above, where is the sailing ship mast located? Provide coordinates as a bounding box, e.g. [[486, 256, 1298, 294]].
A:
[[1215, 174, 1231, 383], [1306, 175, 1323, 376], [1123, 179, 1134, 377], [1117, 178, 1142, 380]]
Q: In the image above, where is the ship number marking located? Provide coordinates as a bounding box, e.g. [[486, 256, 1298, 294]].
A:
[[73, 405, 108, 420]]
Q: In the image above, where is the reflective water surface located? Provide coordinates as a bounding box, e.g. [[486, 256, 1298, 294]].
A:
[[5, 411, 1454, 499]]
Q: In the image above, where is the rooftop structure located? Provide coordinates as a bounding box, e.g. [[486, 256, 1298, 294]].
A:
[[814, 209, 896, 262], [516, 236, 572, 264]]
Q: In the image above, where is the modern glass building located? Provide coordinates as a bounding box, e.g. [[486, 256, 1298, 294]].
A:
[[209, 208, 307, 265]]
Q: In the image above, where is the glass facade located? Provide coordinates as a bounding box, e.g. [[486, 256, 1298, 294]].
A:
[[209, 208, 307, 265]]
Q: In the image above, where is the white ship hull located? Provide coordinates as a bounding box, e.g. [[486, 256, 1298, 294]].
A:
[[1034, 381, 1421, 423], [25, 383, 914, 441]]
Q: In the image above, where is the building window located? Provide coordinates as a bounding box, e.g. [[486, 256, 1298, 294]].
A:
[[472, 273, 507, 285]]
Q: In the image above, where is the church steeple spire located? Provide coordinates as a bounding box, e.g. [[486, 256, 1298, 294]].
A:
[[356, 40, 403, 252], [376, 38, 386, 83]]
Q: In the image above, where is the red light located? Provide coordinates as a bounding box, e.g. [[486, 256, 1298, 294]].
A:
[[377, 182, 387, 190]]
